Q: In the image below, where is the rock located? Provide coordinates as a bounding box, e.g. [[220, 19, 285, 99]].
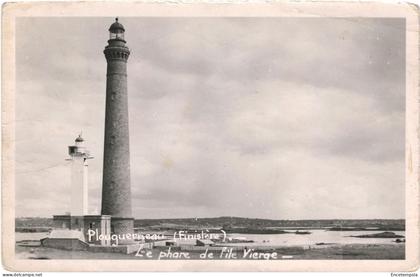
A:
[[351, 231, 404, 238]]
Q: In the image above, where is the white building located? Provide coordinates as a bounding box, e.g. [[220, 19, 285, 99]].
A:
[[67, 134, 91, 216]]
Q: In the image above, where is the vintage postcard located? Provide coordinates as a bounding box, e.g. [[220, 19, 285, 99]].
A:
[[1, 1, 419, 272]]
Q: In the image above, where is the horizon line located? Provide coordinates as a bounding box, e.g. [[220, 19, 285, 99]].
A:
[[15, 215, 405, 221]]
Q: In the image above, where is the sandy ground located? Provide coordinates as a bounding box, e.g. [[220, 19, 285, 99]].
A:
[[15, 243, 405, 260]]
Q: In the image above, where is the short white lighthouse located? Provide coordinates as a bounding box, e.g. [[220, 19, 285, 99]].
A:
[[51, 134, 112, 246], [67, 134, 92, 216]]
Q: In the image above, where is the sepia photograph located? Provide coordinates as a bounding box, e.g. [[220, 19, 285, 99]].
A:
[[2, 1, 419, 272]]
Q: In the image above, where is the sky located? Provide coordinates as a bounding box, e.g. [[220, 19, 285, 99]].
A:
[[15, 17, 405, 219]]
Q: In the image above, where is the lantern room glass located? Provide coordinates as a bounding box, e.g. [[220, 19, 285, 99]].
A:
[[110, 31, 124, 40]]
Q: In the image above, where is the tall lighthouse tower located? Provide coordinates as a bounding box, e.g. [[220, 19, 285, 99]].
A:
[[101, 18, 134, 241], [68, 134, 92, 216]]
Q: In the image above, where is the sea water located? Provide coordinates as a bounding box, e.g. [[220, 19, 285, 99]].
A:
[[16, 229, 405, 247], [223, 230, 405, 247]]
